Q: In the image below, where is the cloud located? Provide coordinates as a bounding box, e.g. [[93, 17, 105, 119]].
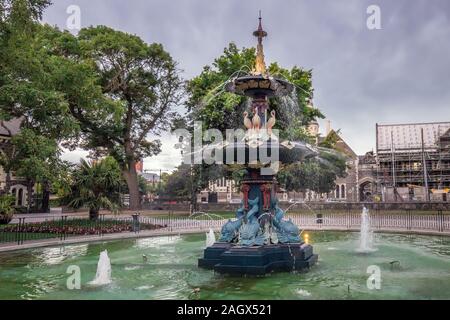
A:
[[43, 0, 450, 165]]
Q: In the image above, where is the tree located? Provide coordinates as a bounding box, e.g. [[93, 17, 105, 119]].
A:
[[0, 1, 74, 137], [56, 26, 184, 210], [185, 43, 336, 197], [2, 2, 183, 211], [0, 194, 15, 224], [1, 1, 81, 213], [64, 157, 122, 220], [160, 164, 223, 208], [186, 43, 324, 140], [9, 129, 64, 212], [277, 152, 348, 196]]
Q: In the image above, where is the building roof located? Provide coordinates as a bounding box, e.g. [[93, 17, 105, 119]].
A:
[[0, 118, 22, 137], [376, 121, 450, 153], [319, 129, 358, 159], [140, 172, 160, 182]]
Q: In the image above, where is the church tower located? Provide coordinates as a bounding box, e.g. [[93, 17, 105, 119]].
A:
[[306, 98, 320, 144]]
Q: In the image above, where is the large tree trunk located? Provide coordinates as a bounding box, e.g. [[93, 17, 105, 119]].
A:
[[191, 190, 198, 214], [123, 160, 141, 211], [89, 208, 99, 221]]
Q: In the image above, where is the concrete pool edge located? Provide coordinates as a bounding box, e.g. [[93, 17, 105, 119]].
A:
[[1, 227, 449, 253]]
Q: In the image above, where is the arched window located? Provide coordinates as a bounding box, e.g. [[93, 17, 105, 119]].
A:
[[335, 185, 340, 198], [341, 185, 346, 199], [11, 188, 17, 205], [18, 188, 23, 206]]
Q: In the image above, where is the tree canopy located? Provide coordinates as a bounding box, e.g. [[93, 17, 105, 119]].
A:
[[184, 42, 346, 199], [1, 1, 184, 211], [186, 43, 324, 141], [63, 157, 122, 220]]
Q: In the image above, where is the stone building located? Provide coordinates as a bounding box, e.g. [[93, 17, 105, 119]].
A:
[[197, 115, 370, 203], [321, 129, 359, 202], [0, 118, 32, 206], [357, 151, 378, 202]]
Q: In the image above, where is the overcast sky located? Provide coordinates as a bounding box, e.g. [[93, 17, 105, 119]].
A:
[[42, 0, 450, 172]]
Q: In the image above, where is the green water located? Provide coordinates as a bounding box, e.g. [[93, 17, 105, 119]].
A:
[[0, 231, 449, 300]]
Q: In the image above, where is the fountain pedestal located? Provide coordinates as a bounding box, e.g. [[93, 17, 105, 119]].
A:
[[199, 243, 318, 275]]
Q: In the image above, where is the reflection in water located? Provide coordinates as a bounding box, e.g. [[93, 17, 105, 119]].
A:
[[0, 231, 449, 300], [134, 236, 181, 249], [295, 289, 311, 297], [31, 244, 88, 266]]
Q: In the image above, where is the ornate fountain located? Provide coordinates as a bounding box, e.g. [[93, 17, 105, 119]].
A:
[[198, 14, 318, 275]]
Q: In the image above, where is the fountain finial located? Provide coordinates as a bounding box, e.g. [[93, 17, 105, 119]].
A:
[[252, 11, 268, 75]]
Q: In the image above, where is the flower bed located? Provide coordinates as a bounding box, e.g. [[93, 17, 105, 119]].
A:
[[1, 219, 165, 236]]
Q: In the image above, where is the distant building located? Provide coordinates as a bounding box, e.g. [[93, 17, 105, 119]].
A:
[[0, 118, 33, 206], [197, 178, 240, 203], [316, 128, 360, 202], [140, 172, 160, 185], [376, 122, 450, 202], [195, 119, 450, 204], [197, 117, 366, 204], [358, 151, 378, 202], [197, 177, 290, 204]]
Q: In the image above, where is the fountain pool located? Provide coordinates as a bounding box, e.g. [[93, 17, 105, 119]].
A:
[[0, 231, 449, 300]]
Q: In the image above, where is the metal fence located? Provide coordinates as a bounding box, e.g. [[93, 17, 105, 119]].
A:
[[0, 215, 139, 246], [287, 211, 450, 233], [1, 211, 449, 247]]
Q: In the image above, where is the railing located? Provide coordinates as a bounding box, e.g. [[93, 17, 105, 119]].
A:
[[1, 211, 449, 247], [0, 215, 142, 246], [287, 211, 450, 233]]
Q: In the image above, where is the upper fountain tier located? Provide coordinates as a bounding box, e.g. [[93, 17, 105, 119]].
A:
[[225, 14, 294, 99]]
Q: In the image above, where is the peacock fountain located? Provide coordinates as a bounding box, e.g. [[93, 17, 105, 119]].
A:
[[198, 14, 318, 275]]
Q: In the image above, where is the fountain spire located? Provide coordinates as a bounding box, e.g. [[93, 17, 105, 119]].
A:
[[252, 11, 268, 75]]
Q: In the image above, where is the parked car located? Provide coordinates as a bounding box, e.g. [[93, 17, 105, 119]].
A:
[[229, 199, 242, 204]]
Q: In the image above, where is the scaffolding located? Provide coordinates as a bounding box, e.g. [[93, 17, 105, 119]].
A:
[[376, 122, 450, 201]]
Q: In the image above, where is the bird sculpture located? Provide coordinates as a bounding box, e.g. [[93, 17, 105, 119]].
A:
[[252, 107, 261, 133], [243, 111, 253, 130], [266, 110, 276, 136]]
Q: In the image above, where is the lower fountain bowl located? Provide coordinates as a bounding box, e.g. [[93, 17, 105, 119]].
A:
[[198, 242, 318, 276]]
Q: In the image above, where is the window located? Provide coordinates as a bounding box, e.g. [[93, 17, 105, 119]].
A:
[[18, 188, 23, 206], [335, 185, 340, 198], [341, 185, 346, 199]]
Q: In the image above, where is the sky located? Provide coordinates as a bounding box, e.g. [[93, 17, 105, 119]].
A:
[[42, 0, 450, 172]]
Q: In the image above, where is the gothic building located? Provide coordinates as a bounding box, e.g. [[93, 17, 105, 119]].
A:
[[0, 118, 32, 207]]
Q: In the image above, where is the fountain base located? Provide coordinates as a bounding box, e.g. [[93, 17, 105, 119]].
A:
[[198, 243, 318, 275]]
